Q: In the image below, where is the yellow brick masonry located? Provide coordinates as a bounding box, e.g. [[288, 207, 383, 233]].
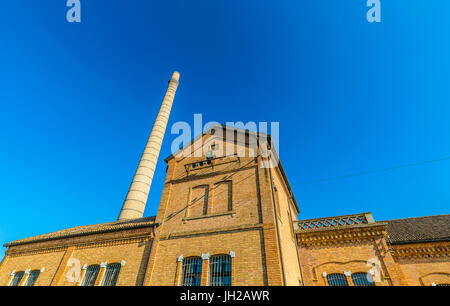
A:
[[1, 131, 448, 286], [0, 227, 155, 286]]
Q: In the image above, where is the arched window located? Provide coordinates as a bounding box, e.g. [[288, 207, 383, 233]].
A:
[[9, 271, 24, 286], [24, 270, 40, 286], [101, 263, 121, 286], [81, 265, 100, 286], [209, 255, 232, 286], [180, 257, 202, 286], [351, 272, 375, 286], [327, 274, 348, 286]]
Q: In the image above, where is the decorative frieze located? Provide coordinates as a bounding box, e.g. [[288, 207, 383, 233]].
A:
[[392, 244, 450, 258], [7, 234, 153, 257], [297, 225, 387, 247]]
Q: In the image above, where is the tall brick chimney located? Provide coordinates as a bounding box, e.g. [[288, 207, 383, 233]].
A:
[[118, 71, 180, 220]]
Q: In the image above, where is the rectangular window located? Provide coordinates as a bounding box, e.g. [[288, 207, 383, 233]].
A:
[[181, 257, 202, 286], [209, 255, 232, 286], [101, 263, 121, 286], [327, 274, 348, 286], [81, 265, 100, 286], [9, 271, 24, 286], [24, 270, 40, 286], [351, 273, 375, 286]]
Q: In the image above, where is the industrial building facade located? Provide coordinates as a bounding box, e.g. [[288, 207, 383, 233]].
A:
[[1, 127, 449, 286], [1, 73, 449, 286]]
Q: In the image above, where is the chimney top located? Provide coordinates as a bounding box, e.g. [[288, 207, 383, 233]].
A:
[[171, 71, 180, 82]]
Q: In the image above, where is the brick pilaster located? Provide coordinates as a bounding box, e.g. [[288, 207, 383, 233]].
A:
[[50, 246, 75, 286], [200, 254, 210, 286]]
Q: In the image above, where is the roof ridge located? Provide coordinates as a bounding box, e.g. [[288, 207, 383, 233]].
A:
[[384, 214, 450, 222]]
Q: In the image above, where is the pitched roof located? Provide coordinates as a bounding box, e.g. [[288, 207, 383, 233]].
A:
[[4, 216, 157, 247], [386, 214, 450, 244], [164, 124, 268, 163]]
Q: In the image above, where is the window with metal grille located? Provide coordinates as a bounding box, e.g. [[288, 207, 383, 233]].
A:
[[81, 265, 100, 286], [180, 257, 202, 286], [101, 263, 121, 286], [437, 284, 450, 286], [351, 272, 375, 286], [9, 271, 24, 286], [327, 274, 348, 286], [24, 270, 40, 286], [209, 255, 232, 286]]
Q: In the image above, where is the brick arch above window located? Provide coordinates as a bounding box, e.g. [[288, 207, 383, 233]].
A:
[[312, 260, 383, 286], [419, 272, 450, 286]]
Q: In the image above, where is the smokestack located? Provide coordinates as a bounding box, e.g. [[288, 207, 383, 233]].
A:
[[118, 71, 180, 220]]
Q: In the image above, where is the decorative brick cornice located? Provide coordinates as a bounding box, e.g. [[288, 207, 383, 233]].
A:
[[6, 226, 155, 256], [5, 218, 157, 247], [8, 246, 68, 257], [392, 242, 450, 258], [296, 224, 387, 247], [75, 236, 151, 250], [7, 236, 152, 257]]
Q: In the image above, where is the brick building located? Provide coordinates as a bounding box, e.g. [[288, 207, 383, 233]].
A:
[[0, 73, 449, 286], [1, 125, 449, 286]]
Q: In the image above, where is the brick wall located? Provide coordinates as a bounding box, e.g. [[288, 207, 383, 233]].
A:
[[271, 167, 302, 285], [1, 129, 448, 286], [392, 241, 450, 286], [0, 227, 155, 286], [297, 226, 450, 286], [297, 224, 408, 286], [147, 134, 287, 285]]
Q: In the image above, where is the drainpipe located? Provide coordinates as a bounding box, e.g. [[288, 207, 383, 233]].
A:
[[141, 223, 158, 286], [286, 198, 305, 286]]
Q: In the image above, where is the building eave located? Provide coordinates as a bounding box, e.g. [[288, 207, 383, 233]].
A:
[[4, 220, 159, 248]]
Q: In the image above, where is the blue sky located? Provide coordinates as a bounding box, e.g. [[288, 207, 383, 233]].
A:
[[1, 1, 449, 254]]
